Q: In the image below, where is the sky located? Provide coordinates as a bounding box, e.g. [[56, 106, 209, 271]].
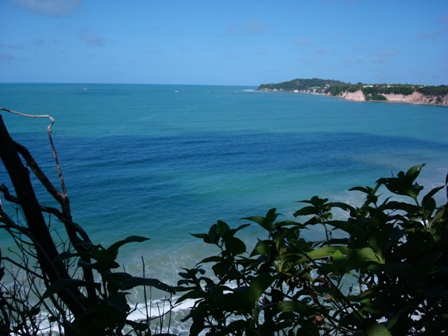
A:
[[1, 0, 447, 86]]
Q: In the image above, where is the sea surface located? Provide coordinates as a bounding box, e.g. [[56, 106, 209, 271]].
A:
[[1, 84, 447, 332]]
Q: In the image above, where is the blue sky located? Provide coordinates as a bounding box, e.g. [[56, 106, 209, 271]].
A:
[[1, 0, 447, 86]]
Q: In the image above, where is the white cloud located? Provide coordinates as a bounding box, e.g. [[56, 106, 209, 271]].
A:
[[342, 56, 365, 65], [315, 47, 326, 55], [7, 43, 26, 50], [12, 0, 82, 16], [245, 19, 265, 35], [418, 29, 445, 40], [294, 38, 311, 46], [0, 52, 21, 63], [224, 19, 266, 36], [299, 55, 313, 65], [371, 50, 398, 63], [78, 30, 107, 46]]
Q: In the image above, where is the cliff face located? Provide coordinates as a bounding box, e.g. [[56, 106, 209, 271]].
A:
[[336, 90, 448, 106], [382, 91, 448, 105], [338, 90, 365, 101]]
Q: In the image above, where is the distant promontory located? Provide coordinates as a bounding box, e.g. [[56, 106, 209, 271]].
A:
[[257, 78, 448, 106]]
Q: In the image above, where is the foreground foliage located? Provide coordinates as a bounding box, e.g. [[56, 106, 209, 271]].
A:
[[0, 113, 175, 335], [178, 164, 448, 335], [1, 110, 447, 335]]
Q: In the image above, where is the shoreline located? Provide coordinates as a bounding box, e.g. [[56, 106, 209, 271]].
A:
[[258, 88, 448, 107], [338, 89, 448, 106]]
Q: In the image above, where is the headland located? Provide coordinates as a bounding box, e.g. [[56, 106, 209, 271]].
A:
[[257, 78, 448, 106]]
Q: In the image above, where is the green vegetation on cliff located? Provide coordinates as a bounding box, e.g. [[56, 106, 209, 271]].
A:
[[258, 78, 347, 93], [417, 85, 448, 96], [257, 78, 448, 103]]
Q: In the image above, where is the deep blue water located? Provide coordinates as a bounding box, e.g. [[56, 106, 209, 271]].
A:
[[1, 84, 447, 331]]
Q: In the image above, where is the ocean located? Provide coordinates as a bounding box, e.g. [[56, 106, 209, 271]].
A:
[[1, 83, 447, 333]]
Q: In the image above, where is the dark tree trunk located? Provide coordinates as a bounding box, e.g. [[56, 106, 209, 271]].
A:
[[0, 116, 87, 317]]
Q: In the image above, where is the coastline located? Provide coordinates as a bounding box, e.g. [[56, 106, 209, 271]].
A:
[[258, 88, 448, 107], [257, 78, 448, 107], [337, 89, 448, 106]]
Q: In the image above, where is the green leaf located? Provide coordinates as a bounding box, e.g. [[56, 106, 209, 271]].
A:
[[299, 196, 329, 206], [296, 322, 320, 336], [298, 246, 350, 263], [329, 220, 365, 239], [384, 201, 418, 214], [78, 258, 120, 273], [352, 247, 384, 265], [379, 164, 425, 199], [422, 185, 444, 210], [216, 220, 230, 236], [224, 236, 246, 255], [293, 206, 319, 217], [190, 232, 208, 239], [332, 249, 347, 273], [226, 223, 251, 237], [120, 277, 175, 293], [212, 261, 230, 277], [220, 287, 254, 313], [107, 271, 133, 283], [328, 202, 355, 212], [368, 227, 398, 262], [42, 279, 100, 299], [366, 323, 392, 336], [199, 256, 223, 264], [266, 208, 279, 222], [430, 206, 445, 226], [415, 251, 443, 267], [406, 164, 425, 180], [249, 273, 274, 300], [271, 300, 315, 316], [243, 208, 277, 232], [251, 240, 273, 257], [349, 186, 370, 193], [176, 290, 206, 303], [106, 236, 149, 261], [274, 220, 306, 230], [207, 224, 219, 243], [114, 235, 149, 244], [105, 292, 130, 313]]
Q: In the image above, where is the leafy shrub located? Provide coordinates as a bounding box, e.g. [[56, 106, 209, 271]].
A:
[[178, 164, 448, 335], [0, 113, 176, 335], [366, 94, 387, 101]]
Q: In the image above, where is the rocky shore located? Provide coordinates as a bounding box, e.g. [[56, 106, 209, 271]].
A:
[[337, 89, 448, 106], [257, 78, 448, 106]]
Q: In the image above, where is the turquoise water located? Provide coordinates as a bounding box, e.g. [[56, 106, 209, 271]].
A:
[[1, 84, 447, 331]]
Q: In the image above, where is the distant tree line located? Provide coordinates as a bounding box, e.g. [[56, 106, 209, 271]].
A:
[[258, 78, 448, 100], [363, 85, 415, 96], [417, 85, 448, 96], [258, 78, 347, 92]]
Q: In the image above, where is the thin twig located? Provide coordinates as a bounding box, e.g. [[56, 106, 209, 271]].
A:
[[0, 107, 67, 200]]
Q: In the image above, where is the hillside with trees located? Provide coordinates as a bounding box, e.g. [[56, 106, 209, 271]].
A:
[[258, 78, 448, 105], [257, 78, 347, 93]]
